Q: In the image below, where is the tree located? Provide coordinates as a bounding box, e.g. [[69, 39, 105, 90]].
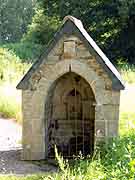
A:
[[0, 0, 35, 43], [23, 0, 98, 44], [24, 0, 135, 64], [23, 8, 61, 44]]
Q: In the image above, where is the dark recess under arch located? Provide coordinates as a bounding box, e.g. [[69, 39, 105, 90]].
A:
[[45, 72, 96, 158]]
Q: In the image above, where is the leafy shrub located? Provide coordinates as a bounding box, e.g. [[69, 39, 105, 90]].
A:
[[53, 132, 135, 180], [100, 131, 135, 179], [1, 42, 43, 63]]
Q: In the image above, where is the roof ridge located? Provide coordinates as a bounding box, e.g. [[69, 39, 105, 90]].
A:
[[63, 15, 83, 28], [17, 15, 125, 90]]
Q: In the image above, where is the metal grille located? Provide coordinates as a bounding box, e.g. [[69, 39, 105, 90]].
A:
[[47, 73, 95, 158]]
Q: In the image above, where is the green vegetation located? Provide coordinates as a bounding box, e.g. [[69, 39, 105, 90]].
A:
[[0, 84, 21, 122], [119, 112, 135, 135], [0, 0, 35, 43], [0, 48, 30, 122], [121, 69, 135, 84], [23, 8, 61, 45], [0, 0, 135, 179], [2, 0, 135, 65], [121, 67, 135, 84], [53, 137, 135, 179], [0, 131, 135, 179], [0, 48, 29, 83], [24, 0, 135, 65], [1, 42, 43, 62]]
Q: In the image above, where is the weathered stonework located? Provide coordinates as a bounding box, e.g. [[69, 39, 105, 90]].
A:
[[17, 16, 124, 160]]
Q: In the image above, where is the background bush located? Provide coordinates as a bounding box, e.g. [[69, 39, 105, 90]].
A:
[[1, 42, 43, 63]]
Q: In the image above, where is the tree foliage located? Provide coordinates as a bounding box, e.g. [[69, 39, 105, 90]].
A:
[[0, 0, 35, 43], [23, 8, 61, 44], [24, 0, 135, 64], [2, 42, 43, 62]]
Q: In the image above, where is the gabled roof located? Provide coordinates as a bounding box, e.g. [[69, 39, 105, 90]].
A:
[[17, 16, 125, 90]]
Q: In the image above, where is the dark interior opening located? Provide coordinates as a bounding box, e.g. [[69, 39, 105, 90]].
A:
[[45, 72, 95, 158]]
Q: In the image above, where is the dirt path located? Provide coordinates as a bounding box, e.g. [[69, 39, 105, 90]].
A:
[[0, 118, 56, 175], [0, 118, 21, 151]]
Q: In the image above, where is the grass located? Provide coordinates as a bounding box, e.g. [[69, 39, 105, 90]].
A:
[[121, 69, 135, 84], [0, 131, 135, 179], [0, 48, 30, 123], [0, 83, 22, 122], [119, 112, 135, 135], [119, 79, 135, 135], [117, 61, 135, 84]]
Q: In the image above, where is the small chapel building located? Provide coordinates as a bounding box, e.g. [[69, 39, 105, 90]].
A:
[[17, 16, 125, 160]]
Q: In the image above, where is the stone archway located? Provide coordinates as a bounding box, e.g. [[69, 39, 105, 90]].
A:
[[20, 60, 107, 160], [45, 72, 96, 158], [18, 15, 123, 161]]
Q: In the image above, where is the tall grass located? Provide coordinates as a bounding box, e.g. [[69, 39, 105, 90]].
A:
[[119, 112, 135, 135], [2, 132, 134, 180], [0, 48, 30, 123], [63, 132, 134, 179], [117, 60, 135, 84], [44, 132, 135, 180], [0, 84, 22, 122], [0, 48, 29, 83]]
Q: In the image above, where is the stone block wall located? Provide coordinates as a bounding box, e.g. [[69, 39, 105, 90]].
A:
[[21, 34, 120, 160]]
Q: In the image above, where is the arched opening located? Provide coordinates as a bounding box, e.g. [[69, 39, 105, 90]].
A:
[[45, 72, 96, 158]]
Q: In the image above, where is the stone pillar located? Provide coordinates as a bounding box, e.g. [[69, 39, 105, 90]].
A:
[[95, 104, 106, 145], [22, 90, 33, 160]]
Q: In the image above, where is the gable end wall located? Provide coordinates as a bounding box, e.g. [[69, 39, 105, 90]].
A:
[[21, 35, 120, 160]]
